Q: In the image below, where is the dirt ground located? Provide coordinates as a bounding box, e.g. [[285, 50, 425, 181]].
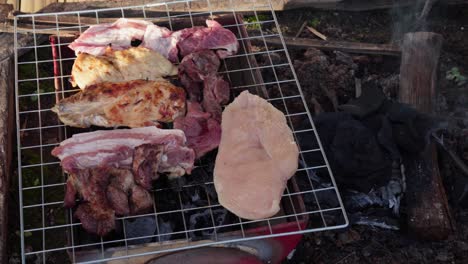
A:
[[277, 3, 468, 264]]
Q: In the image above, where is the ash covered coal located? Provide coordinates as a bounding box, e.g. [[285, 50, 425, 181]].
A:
[[124, 216, 157, 245], [297, 81, 434, 230]]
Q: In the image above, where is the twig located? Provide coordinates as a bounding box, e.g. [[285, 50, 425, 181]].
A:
[[306, 26, 327, 40], [295, 21, 308, 38]]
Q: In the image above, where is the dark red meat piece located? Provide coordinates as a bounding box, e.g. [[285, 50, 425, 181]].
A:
[[177, 20, 239, 58], [174, 102, 222, 159], [64, 167, 153, 236], [179, 50, 221, 100], [203, 75, 230, 121], [133, 144, 163, 190], [75, 203, 116, 237]]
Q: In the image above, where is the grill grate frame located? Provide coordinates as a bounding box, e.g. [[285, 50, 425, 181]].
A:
[[14, 0, 348, 263]]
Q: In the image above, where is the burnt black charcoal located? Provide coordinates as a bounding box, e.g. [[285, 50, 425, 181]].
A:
[[124, 216, 156, 245], [180, 184, 211, 210], [350, 211, 400, 230], [187, 209, 212, 239], [157, 213, 185, 240], [154, 190, 180, 212], [158, 219, 173, 242], [338, 85, 386, 118], [313, 113, 392, 192], [344, 190, 386, 213], [378, 116, 401, 160], [385, 100, 434, 154], [186, 208, 228, 239], [212, 208, 228, 227]]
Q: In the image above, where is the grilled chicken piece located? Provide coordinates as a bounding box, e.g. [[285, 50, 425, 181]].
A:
[[214, 91, 299, 220], [52, 79, 186, 128], [71, 47, 177, 89]]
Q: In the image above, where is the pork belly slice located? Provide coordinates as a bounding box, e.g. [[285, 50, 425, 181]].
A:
[[52, 126, 195, 177], [214, 91, 299, 220], [71, 47, 177, 89], [52, 79, 186, 128], [174, 102, 221, 159], [141, 24, 179, 63], [70, 18, 238, 62], [68, 18, 152, 56], [142, 20, 239, 61]]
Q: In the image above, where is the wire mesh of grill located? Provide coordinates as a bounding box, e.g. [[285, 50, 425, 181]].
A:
[[14, 0, 348, 263]]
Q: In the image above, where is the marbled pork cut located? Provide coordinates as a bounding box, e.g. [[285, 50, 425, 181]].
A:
[[68, 18, 152, 56], [214, 91, 299, 220]]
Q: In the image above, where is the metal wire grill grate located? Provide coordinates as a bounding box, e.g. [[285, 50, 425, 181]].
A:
[[14, 0, 348, 263]]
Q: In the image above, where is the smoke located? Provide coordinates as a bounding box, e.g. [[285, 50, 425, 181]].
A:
[[389, 0, 435, 42]]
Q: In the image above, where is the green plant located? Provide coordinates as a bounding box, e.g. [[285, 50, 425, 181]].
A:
[[446, 67, 467, 86], [30, 88, 45, 102], [244, 14, 270, 30], [308, 17, 320, 27]]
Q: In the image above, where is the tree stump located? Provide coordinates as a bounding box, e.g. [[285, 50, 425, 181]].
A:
[[399, 32, 454, 240]]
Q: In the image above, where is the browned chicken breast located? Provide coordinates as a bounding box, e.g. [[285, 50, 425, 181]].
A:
[[71, 47, 178, 89], [52, 79, 186, 128]]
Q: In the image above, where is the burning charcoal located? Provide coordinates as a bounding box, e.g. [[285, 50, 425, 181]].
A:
[[204, 184, 219, 204], [212, 208, 228, 227], [158, 219, 173, 242], [344, 171, 404, 214], [154, 189, 180, 213], [188, 208, 228, 239], [124, 216, 156, 245], [316, 189, 341, 209], [299, 160, 329, 186], [377, 116, 401, 160], [314, 113, 392, 192], [344, 190, 386, 213], [180, 185, 209, 209], [188, 209, 213, 239], [338, 85, 386, 118], [350, 212, 400, 230], [386, 102, 433, 154]]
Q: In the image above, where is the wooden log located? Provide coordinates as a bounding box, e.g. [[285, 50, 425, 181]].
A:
[[259, 37, 401, 56], [0, 4, 13, 23], [0, 34, 14, 264], [398, 32, 454, 240], [0, 32, 46, 263]]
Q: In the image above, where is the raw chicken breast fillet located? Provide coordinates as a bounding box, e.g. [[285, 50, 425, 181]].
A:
[[214, 91, 299, 220]]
